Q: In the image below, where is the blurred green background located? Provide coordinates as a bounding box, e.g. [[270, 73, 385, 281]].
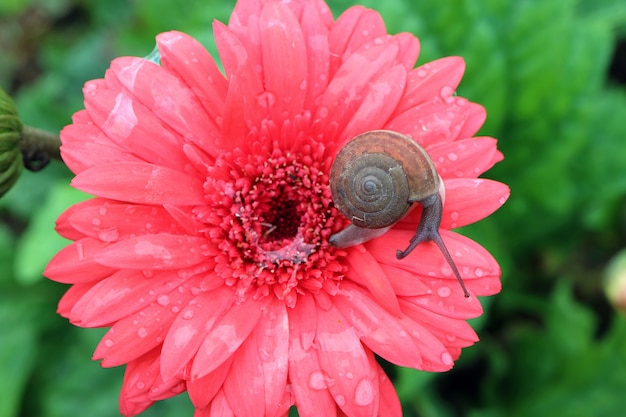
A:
[[1, 0, 626, 416]]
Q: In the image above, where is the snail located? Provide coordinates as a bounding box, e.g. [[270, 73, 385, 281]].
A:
[[329, 130, 470, 297]]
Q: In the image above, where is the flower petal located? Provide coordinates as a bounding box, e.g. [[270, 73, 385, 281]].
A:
[[395, 56, 466, 114], [69, 269, 180, 327], [157, 31, 227, 140], [260, 2, 308, 122], [288, 295, 338, 417], [71, 162, 206, 205], [94, 275, 203, 367], [191, 296, 268, 379], [68, 202, 188, 242], [334, 282, 423, 369], [109, 57, 219, 157], [345, 246, 401, 315], [366, 229, 501, 296], [160, 287, 235, 381], [428, 137, 504, 179], [398, 178, 510, 230], [223, 300, 289, 417], [188, 356, 234, 410], [94, 234, 210, 270], [316, 305, 378, 417], [44, 238, 116, 284]]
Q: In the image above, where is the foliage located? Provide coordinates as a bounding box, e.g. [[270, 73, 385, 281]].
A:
[[1, 0, 625, 416]]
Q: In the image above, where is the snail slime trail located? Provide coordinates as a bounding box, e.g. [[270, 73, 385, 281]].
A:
[[329, 130, 470, 298]]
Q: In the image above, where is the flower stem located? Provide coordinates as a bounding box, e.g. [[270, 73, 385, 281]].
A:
[[20, 125, 62, 171]]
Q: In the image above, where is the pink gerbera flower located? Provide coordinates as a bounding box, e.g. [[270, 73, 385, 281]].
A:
[[45, 0, 509, 416]]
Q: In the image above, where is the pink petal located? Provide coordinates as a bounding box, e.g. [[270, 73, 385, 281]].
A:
[[340, 63, 407, 141], [376, 363, 401, 417], [108, 57, 219, 157], [392, 32, 420, 70], [157, 31, 227, 137], [395, 56, 466, 114], [60, 120, 141, 174], [94, 276, 204, 367], [69, 269, 180, 327], [68, 202, 189, 242], [160, 287, 235, 381], [44, 238, 116, 284], [82, 79, 190, 169], [317, 38, 402, 142], [366, 229, 501, 294], [328, 6, 387, 78], [93, 234, 210, 270], [428, 136, 503, 179], [223, 301, 289, 417], [71, 161, 206, 205], [188, 356, 234, 409], [345, 246, 401, 315], [398, 178, 510, 230], [399, 299, 479, 349], [207, 390, 235, 417], [334, 282, 424, 369], [57, 283, 92, 318], [379, 264, 430, 296], [456, 102, 487, 139], [316, 305, 378, 417], [55, 198, 106, 241], [385, 99, 476, 147], [191, 297, 268, 379], [260, 2, 308, 122], [288, 296, 337, 417], [300, 1, 331, 110]]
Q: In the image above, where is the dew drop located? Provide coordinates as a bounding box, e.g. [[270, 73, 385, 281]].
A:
[[334, 394, 346, 407], [441, 351, 454, 366], [136, 381, 145, 390], [308, 371, 327, 390], [354, 378, 375, 406], [447, 152, 458, 162], [346, 372, 353, 380], [157, 294, 170, 306], [137, 327, 148, 338], [318, 106, 329, 118], [499, 196, 507, 205], [91, 217, 101, 226], [182, 310, 194, 320], [99, 207, 107, 216], [450, 211, 459, 221], [299, 80, 308, 91], [103, 338, 114, 347], [440, 85, 454, 98], [416, 69, 428, 78], [97, 227, 120, 242], [171, 306, 180, 314], [446, 333, 457, 342], [474, 267, 484, 277], [437, 286, 451, 298]]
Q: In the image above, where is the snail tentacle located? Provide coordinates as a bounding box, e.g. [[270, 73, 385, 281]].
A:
[[396, 194, 470, 298]]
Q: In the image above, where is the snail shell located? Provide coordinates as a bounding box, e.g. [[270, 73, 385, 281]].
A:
[[329, 130, 439, 229], [329, 129, 470, 297]]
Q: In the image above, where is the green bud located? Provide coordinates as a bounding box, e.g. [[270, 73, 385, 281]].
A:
[[0, 87, 23, 197], [604, 249, 626, 314]]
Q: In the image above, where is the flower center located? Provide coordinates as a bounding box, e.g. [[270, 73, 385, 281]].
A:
[[199, 144, 347, 306]]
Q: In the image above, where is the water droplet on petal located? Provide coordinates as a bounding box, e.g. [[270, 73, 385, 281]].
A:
[[97, 227, 119, 242], [318, 107, 329, 118], [437, 286, 451, 298], [137, 327, 148, 338], [416, 69, 428, 78], [157, 295, 170, 306], [441, 351, 454, 366], [299, 80, 307, 91], [354, 378, 375, 406], [334, 394, 346, 407], [440, 85, 454, 98], [474, 267, 484, 277], [136, 381, 145, 390], [450, 211, 459, 221], [447, 152, 458, 162], [182, 310, 194, 320], [446, 333, 457, 342], [99, 207, 107, 216], [103, 338, 114, 347], [309, 371, 327, 390]]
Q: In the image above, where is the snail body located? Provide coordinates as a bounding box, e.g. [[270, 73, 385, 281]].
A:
[[329, 130, 469, 297]]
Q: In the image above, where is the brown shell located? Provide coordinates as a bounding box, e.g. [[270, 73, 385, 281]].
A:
[[329, 130, 440, 229]]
